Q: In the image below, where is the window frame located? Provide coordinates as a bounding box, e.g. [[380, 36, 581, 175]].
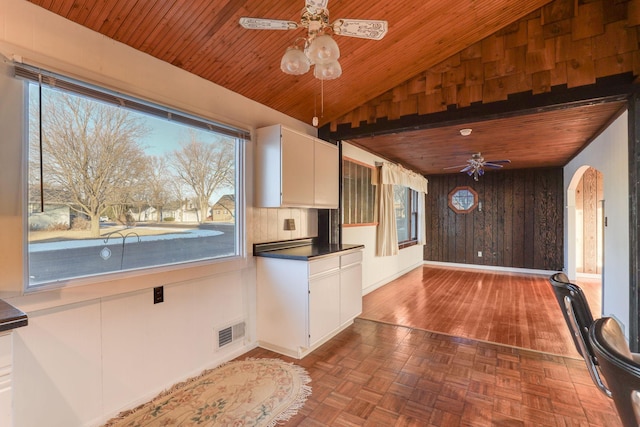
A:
[[395, 185, 419, 249], [448, 186, 478, 214], [20, 65, 248, 291]]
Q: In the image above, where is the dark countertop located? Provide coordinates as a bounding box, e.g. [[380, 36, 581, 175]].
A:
[[0, 299, 28, 333], [254, 239, 364, 261]]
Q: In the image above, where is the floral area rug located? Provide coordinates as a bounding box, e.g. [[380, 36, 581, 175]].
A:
[[103, 358, 311, 426]]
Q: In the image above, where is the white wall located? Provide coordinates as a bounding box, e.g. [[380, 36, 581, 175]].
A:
[[564, 111, 629, 332], [341, 143, 425, 294], [0, 1, 316, 425]]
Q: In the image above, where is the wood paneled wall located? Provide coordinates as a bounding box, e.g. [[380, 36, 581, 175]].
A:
[[424, 168, 563, 270]]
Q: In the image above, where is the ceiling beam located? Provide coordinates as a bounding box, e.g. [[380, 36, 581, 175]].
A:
[[321, 73, 638, 142]]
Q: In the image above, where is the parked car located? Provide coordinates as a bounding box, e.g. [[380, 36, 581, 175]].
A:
[[99, 216, 109, 222]]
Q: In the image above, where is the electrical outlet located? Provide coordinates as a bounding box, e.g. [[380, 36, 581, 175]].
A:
[[153, 286, 164, 304], [477, 251, 483, 257]]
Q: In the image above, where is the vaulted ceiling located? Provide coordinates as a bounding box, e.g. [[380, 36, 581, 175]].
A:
[[27, 0, 639, 176]]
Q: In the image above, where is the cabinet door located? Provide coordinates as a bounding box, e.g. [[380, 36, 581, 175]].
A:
[[0, 333, 11, 427], [313, 140, 339, 208], [340, 263, 363, 324], [308, 272, 340, 347], [281, 127, 314, 206]]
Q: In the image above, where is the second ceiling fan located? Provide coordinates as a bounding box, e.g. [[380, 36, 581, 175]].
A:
[[444, 153, 511, 181]]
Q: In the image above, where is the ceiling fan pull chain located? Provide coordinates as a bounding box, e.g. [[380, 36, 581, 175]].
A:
[[321, 77, 324, 118], [313, 78, 324, 127], [313, 91, 318, 126]]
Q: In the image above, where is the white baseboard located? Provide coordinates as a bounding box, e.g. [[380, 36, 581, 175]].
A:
[[422, 260, 557, 277], [362, 261, 425, 296], [89, 341, 258, 427]]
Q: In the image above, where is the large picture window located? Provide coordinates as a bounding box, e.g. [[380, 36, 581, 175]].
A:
[[22, 66, 246, 288]]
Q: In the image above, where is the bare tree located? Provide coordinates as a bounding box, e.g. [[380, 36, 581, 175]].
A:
[[169, 132, 235, 223], [145, 156, 172, 222], [31, 90, 149, 237]]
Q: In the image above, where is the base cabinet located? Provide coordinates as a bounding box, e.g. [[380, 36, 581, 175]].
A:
[[257, 249, 363, 358], [308, 269, 341, 348], [340, 262, 363, 324], [0, 333, 12, 427]]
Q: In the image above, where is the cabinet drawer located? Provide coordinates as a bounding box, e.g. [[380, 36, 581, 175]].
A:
[[341, 251, 362, 267], [309, 256, 340, 276]]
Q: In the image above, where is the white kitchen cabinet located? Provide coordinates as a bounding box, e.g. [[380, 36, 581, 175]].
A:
[[339, 251, 363, 324], [0, 332, 12, 427], [256, 248, 363, 358], [255, 124, 338, 208], [308, 264, 341, 348], [313, 139, 340, 208]]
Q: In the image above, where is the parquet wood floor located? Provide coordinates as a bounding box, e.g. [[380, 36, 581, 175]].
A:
[[238, 266, 621, 426], [242, 319, 620, 426]]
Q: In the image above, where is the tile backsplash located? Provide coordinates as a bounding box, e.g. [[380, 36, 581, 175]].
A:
[[253, 208, 318, 243]]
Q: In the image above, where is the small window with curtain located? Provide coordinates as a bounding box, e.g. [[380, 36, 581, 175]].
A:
[[342, 157, 377, 226], [394, 185, 419, 248], [18, 64, 247, 289]]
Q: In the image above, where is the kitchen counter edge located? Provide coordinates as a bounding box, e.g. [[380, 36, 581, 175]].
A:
[[0, 299, 28, 333], [254, 243, 364, 261]]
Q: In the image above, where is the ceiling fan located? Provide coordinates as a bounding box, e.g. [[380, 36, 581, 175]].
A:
[[444, 153, 511, 181], [239, 0, 388, 80]]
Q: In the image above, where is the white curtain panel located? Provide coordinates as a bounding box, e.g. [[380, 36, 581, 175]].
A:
[[418, 193, 427, 245], [376, 163, 428, 256], [376, 180, 399, 256]]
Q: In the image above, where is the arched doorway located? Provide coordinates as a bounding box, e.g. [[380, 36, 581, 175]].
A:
[[567, 165, 604, 314], [575, 166, 604, 276]]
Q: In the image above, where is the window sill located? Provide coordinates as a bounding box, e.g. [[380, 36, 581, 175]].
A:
[[6, 255, 253, 314], [398, 240, 418, 250]]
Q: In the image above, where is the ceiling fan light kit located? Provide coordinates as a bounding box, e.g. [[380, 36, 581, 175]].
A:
[[240, 0, 387, 81], [280, 45, 311, 75], [314, 60, 342, 80], [306, 34, 340, 64]]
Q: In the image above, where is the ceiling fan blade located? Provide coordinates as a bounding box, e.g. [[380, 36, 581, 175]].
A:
[[483, 160, 511, 168], [443, 164, 468, 170], [239, 17, 298, 30], [460, 165, 473, 173], [306, 0, 329, 11], [332, 19, 388, 40]]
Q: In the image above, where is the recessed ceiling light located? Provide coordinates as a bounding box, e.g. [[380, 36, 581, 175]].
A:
[[459, 128, 472, 136]]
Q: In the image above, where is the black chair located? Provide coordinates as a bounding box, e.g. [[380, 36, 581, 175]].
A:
[[590, 317, 640, 427], [548, 272, 611, 397]]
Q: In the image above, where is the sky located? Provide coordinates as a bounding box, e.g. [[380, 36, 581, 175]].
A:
[[30, 82, 236, 204]]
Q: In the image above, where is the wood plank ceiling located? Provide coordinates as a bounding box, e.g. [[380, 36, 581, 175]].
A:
[[27, 0, 640, 176], [350, 101, 626, 175]]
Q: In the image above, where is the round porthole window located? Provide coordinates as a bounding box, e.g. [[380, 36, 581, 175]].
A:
[[448, 186, 478, 213]]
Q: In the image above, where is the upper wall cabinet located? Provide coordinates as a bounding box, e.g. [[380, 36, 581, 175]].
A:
[[255, 124, 339, 208]]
